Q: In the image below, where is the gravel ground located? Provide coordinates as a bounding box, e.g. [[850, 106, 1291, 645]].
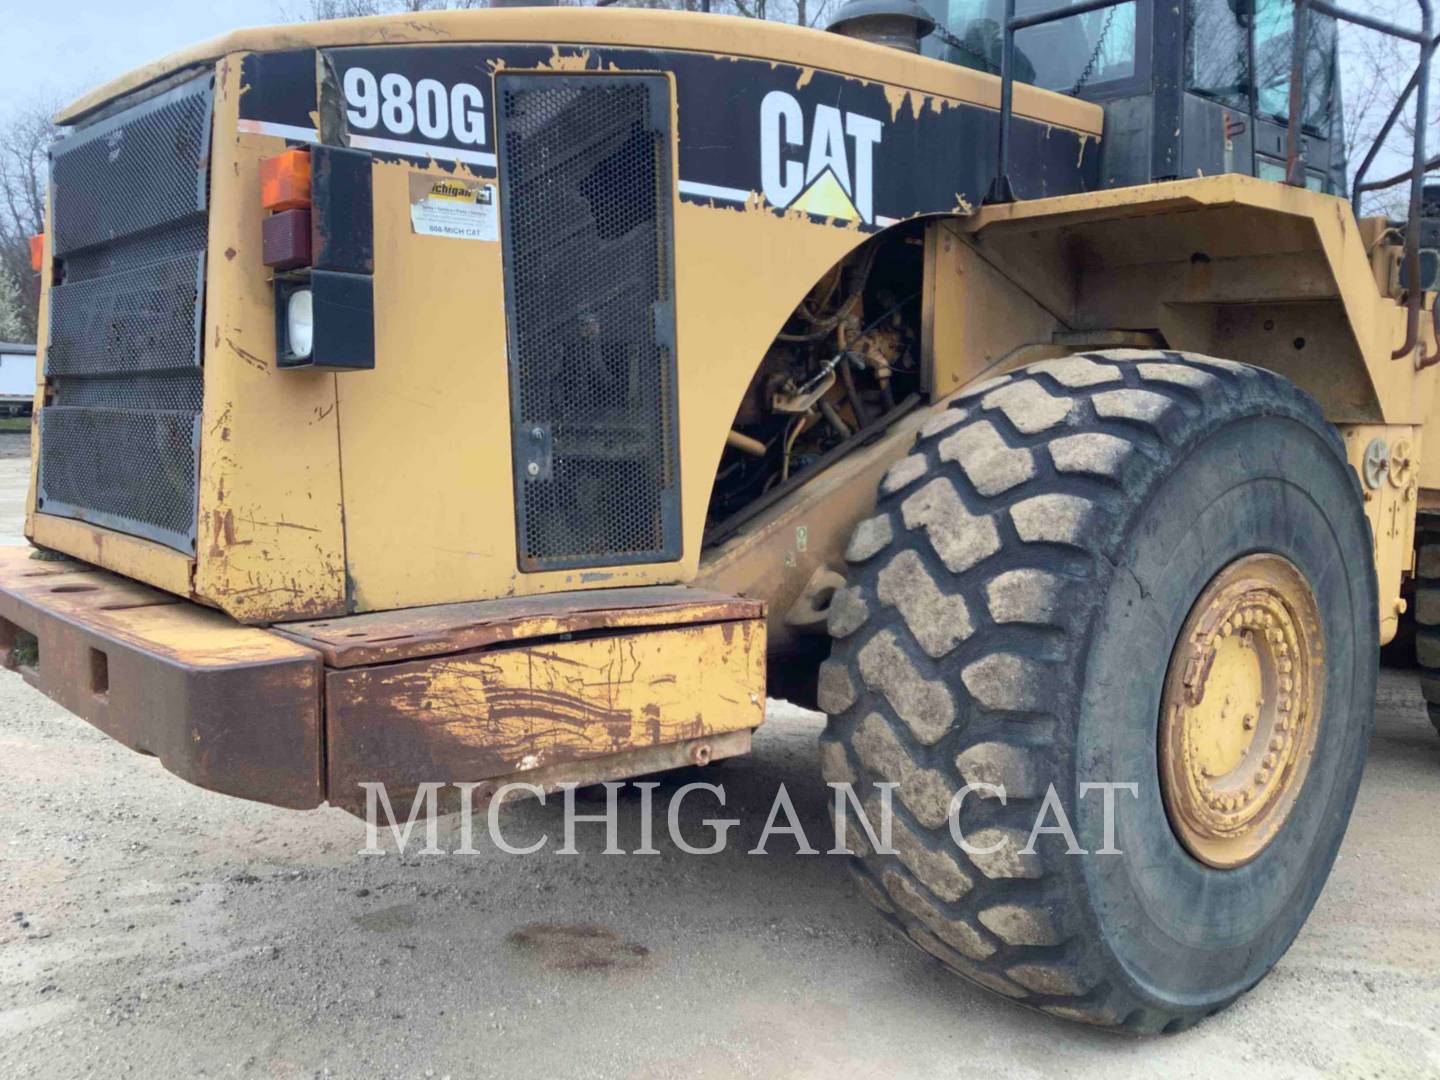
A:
[[0, 453, 30, 546], [0, 432, 31, 461], [1, 451, 1439, 1078]]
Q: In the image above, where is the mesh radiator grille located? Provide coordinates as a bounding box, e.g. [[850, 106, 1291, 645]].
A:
[[49, 78, 211, 257], [39, 72, 213, 553], [39, 408, 200, 540], [496, 74, 680, 572]]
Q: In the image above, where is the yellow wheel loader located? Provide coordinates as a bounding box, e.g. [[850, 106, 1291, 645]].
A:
[[5, 0, 1437, 1033]]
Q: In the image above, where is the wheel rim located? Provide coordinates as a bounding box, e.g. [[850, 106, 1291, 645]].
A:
[[1158, 554, 1325, 869]]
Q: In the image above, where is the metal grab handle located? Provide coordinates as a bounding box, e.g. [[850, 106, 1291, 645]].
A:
[[987, 0, 1134, 203], [1419, 294, 1440, 369]]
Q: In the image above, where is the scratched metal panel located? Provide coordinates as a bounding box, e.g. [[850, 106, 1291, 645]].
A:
[[324, 615, 766, 802]]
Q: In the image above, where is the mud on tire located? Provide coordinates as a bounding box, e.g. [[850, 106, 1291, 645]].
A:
[[818, 351, 1377, 1033]]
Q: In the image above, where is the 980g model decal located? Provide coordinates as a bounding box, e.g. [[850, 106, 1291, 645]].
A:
[[341, 67, 492, 166], [240, 44, 1097, 229]]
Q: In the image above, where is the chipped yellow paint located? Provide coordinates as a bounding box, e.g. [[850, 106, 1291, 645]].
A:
[[795, 66, 815, 89], [28, 513, 194, 597], [334, 153, 512, 611], [29, 20, 1105, 623], [326, 615, 766, 780], [29, 20, 1089, 624], [882, 85, 907, 121], [0, 547, 314, 668], [879, 84, 961, 122], [193, 55, 348, 623], [539, 46, 594, 71]]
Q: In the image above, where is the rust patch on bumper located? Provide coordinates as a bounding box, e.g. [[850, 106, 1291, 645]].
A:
[[277, 586, 763, 668], [0, 547, 324, 808], [324, 614, 765, 811]]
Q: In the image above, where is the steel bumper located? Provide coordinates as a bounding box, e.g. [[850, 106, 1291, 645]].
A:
[[0, 547, 325, 807], [0, 547, 765, 812]]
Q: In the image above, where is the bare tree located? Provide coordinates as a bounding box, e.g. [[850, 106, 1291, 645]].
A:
[[646, 0, 838, 26], [0, 101, 57, 344], [0, 268, 26, 343], [283, 0, 834, 26], [278, 0, 505, 19]]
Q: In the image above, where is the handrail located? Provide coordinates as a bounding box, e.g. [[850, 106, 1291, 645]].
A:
[[1349, 60, 1428, 214], [986, 0, 1135, 203], [987, 0, 1437, 365], [1358, 153, 1440, 196], [1287, 0, 1433, 361]]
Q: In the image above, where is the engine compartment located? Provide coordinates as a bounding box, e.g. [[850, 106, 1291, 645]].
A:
[[704, 226, 927, 544]]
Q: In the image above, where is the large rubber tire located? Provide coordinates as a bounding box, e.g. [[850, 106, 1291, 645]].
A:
[[1413, 518, 1440, 736], [818, 352, 1377, 1033]]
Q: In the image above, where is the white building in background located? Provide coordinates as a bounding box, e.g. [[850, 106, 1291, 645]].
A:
[[0, 343, 34, 416]]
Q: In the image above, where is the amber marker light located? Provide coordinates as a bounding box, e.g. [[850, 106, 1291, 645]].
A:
[[259, 148, 312, 212]]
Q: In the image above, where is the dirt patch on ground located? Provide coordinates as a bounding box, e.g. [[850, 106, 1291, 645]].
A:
[[506, 923, 651, 972]]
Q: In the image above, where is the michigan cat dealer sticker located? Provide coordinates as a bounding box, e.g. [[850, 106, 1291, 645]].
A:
[[409, 173, 497, 241]]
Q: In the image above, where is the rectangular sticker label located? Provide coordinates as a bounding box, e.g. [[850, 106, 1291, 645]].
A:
[[408, 173, 497, 241]]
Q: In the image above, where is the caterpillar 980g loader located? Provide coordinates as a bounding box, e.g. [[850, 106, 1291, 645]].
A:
[[5, 0, 1437, 1033]]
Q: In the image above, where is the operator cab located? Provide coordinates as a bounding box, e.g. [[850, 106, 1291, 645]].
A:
[[917, 0, 1346, 192]]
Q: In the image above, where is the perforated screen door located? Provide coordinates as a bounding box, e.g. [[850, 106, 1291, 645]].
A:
[[496, 73, 681, 572]]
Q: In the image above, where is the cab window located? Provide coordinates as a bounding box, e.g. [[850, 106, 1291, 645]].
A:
[[921, 0, 1140, 94], [1187, 0, 1335, 131], [1186, 0, 1250, 110], [1254, 0, 1335, 129]]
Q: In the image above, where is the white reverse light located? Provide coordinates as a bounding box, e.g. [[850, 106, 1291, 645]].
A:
[[286, 287, 314, 359]]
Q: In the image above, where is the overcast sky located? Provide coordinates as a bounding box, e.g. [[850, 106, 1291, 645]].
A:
[[0, 1, 278, 118]]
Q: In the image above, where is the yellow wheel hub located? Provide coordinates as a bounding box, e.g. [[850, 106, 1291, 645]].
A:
[[1158, 554, 1324, 868]]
